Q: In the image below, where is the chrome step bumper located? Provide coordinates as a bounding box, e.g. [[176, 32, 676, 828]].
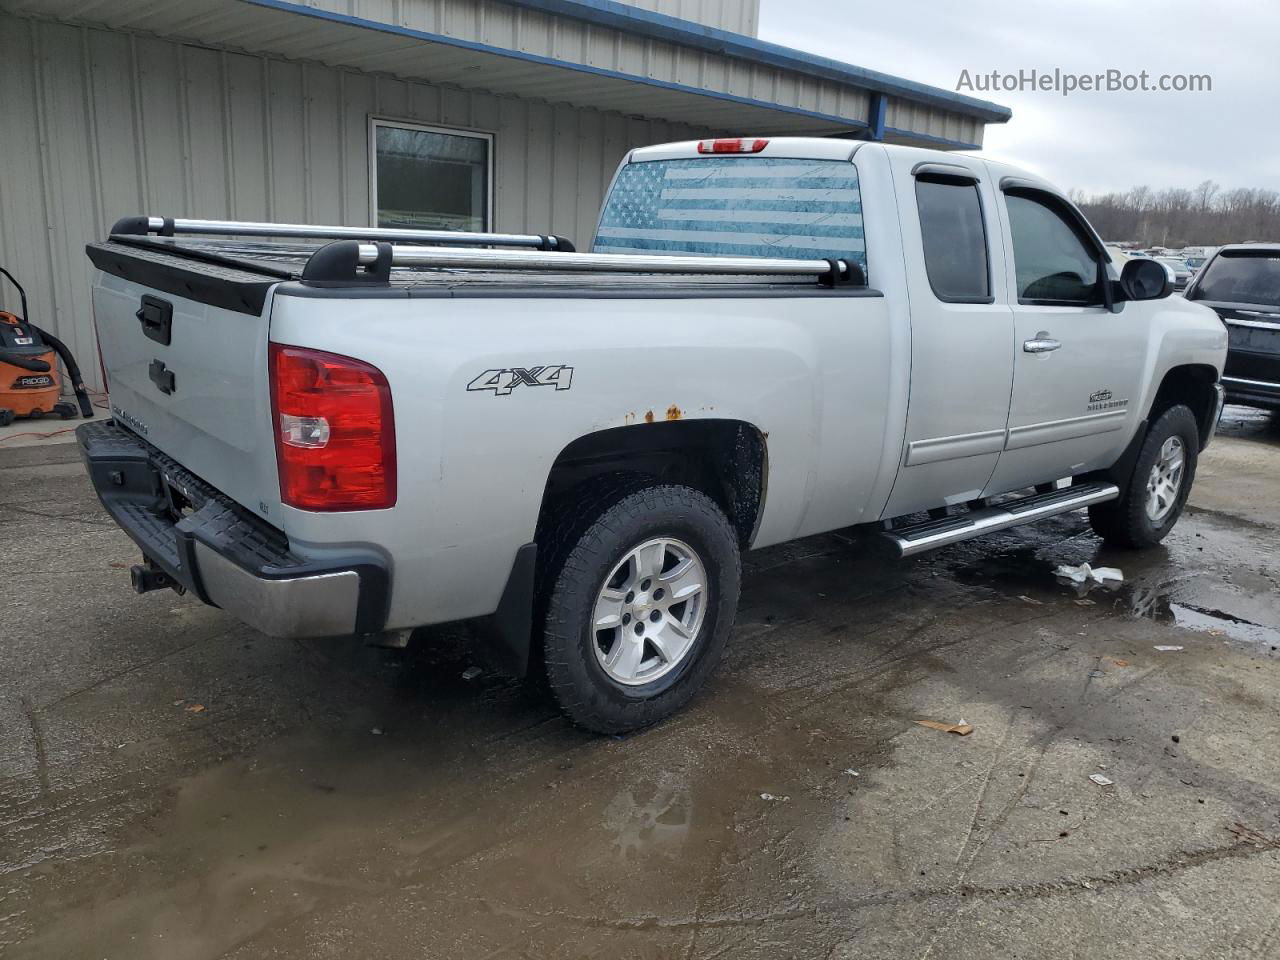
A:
[[880, 481, 1120, 558]]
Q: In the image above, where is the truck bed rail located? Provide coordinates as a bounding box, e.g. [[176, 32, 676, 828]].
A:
[[355, 244, 857, 283], [298, 240, 863, 288], [109, 216, 575, 252], [102, 216, 865, 289]]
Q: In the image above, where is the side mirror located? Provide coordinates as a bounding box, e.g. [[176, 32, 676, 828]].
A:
[[1119, 258, 1171, 302]]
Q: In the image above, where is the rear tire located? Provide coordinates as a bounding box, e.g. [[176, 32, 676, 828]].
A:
[[1089, 404, 1199, 548], [541, 483, 740, 734]]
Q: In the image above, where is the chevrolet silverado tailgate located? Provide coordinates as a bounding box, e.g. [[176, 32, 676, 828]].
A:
[[87, 240, 286, 520]]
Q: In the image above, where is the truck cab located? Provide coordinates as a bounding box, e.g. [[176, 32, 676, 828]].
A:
[[592, 140, 1225, 526]]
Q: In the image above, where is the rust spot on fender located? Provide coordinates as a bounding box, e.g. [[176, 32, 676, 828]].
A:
[[665, 405, 682, 421], [644, 410, 655, 424]]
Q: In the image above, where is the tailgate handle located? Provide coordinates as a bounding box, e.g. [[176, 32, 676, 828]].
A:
[[136, 295, 173, 346], [148, 359, 175, 395]]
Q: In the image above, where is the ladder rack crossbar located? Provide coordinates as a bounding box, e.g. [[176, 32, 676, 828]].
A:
[[113, 216, 570, 250], [357, 243, 847, 278]]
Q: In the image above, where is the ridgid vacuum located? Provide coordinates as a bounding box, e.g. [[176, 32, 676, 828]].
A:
[[0, 266, 93, 427]]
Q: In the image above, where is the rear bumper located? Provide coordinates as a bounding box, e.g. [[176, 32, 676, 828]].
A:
[[77, 420, 388, 638]]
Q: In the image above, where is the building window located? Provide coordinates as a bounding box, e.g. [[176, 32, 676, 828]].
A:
[[370, 119, 492, 232]]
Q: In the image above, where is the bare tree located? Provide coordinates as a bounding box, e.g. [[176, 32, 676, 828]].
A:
[[1193, 179, 1220, 213], [1073, 182, 1280, 246]]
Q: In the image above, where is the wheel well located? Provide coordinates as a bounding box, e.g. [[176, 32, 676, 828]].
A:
[[538, 420, 767, 549], [1149, 364, 1220, 448]]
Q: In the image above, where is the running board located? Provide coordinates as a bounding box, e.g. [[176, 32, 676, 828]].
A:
[[880, 481, 1120, 558]]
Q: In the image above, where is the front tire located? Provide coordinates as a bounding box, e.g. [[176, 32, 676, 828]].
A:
[[1089, 404, 1199, 548], [541, 484, 741, 734]]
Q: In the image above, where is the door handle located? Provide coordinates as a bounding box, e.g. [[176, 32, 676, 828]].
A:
[[1023, 333, 1061, 354], [136, 294, 173, 346]]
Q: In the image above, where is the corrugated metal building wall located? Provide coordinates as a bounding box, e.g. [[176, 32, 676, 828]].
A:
[[883, 100, 980, 150], [296, 0, 880, 136], [0, 11, 711, 391], [621, 0, 758, 35]]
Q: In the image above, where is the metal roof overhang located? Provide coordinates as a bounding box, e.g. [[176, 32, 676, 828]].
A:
[[0, 0, 1008, 143]]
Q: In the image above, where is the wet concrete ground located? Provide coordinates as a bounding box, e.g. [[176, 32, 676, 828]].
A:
[[2, 408, 1278, 959]]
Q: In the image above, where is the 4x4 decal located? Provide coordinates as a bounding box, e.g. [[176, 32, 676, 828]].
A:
[[467, 364, 574, 396]]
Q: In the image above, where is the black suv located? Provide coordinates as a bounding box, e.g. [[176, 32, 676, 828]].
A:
[[1184, 244, 1280, 410]]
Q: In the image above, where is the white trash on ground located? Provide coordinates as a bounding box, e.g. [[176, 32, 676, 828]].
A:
[[1055, 562, 1124, 584]]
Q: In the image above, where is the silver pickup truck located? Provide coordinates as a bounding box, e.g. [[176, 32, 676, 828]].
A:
[[79, 137, 1227, 732]]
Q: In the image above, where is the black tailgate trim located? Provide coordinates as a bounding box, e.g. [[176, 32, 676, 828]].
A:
[[86, 240, 285, 315]]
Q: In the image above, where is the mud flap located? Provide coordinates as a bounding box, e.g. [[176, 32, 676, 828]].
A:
[[473, 542, 538, 677]]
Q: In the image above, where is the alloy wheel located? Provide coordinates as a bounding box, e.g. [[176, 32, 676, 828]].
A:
[[591, 537, 709, 685]]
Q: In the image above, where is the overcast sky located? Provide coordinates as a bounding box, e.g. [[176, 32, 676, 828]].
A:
[[758, 0, 1279, 197]]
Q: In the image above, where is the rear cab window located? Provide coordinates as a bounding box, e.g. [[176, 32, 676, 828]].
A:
[[594, 156, 867, 279], [1191, 250, 1280, 306]]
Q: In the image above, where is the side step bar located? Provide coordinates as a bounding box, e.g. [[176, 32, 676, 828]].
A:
[[880, 481, 1120, 558]]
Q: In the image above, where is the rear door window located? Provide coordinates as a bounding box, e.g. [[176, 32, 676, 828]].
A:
[[594, 157, 866, 277], [1191, 251, 1280, 306], [915, 177, 991, 302]]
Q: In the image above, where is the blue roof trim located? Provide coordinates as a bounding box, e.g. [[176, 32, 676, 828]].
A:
[[507, 0, 1011, 123], [244, 0, 872, 132]]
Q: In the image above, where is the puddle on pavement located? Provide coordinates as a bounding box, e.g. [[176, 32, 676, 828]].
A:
[[1124, 584, 1280, 650], [937, 514, 1280, 655], [602, 774, 693, 861], [1216, 405, 1280, 446], [8, 661, 896, 960]]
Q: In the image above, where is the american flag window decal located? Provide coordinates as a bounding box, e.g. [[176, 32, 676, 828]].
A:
[[593, 156, 866, 275]]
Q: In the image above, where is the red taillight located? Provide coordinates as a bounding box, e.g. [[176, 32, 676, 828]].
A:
[[269, 343, 396, 511], [696, 138, 769, 154]]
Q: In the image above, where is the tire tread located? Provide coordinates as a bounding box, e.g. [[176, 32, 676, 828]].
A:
[[1089, 404, 1198, 548], [540, 483, 740, 734]]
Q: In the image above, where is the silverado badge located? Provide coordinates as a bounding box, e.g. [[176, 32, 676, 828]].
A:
[[1087, 389, 1128, 412]]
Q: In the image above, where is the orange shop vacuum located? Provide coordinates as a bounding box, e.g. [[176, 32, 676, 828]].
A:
[[0, 266, 93, 427]]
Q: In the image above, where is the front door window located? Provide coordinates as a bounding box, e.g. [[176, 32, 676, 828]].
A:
[[1006, 192, 1101, 306]]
